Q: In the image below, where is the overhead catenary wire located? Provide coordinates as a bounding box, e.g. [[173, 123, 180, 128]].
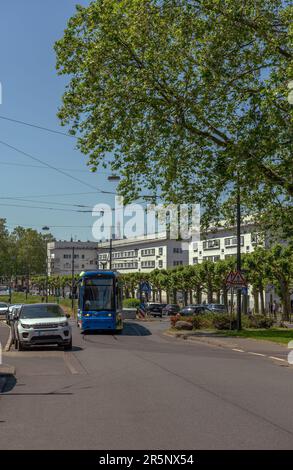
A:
[[0, 114, 76, 138], [0, 160, 112, 175], [0, 139, 117, 195]]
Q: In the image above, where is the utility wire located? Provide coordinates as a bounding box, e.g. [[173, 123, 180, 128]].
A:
[[0, 115, 76, 138], [0, 139, 117, 195], [0, 160, 111, 175]]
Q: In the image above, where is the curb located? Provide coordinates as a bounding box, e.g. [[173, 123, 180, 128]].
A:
[[163, 330, 230, 349], [4, 327, 13, 352]]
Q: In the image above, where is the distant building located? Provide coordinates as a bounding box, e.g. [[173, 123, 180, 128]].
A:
[[189, 221, 262, 265], [97, 231, 189, 273], [47, 241, 98, 276]]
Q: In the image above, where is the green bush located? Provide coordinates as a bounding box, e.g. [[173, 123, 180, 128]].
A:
[[171, 313, 214, 330], [123, 298, 140, 308], [212, 314, 237, 330], [247, 315, 274, 329]]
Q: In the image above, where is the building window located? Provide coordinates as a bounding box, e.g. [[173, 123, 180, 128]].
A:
[[141, 249, 155, 257], [63, 254, 71, 259], [225, 236, 244, 247], [158, 260, 163, 268], [173, 260, 183, 266], [159, 247, 163, 256], [141, 260, 155, 268], [81, 254, 85, 259], [203, 239, 220, 250], [193, 257, 198, 264], [173, 247, 183, 254]]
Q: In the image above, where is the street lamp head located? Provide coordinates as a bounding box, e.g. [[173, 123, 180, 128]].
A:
[[107, 174, 120, 182]]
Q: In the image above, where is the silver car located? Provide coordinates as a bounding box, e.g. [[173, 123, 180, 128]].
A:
[[0, 302, 9, 319], [14, 303, 72, 351], [7, 304, 22, 325]]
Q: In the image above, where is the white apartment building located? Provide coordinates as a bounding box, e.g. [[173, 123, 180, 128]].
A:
[[47, 241, 98, 276], [97, 232, 189, 273], [189, 222, 262, 265]]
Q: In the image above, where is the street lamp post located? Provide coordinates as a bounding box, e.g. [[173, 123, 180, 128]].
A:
[[71, 245, 75, 313], [42, 226, 50, 303], [236, 174, 242, 331]]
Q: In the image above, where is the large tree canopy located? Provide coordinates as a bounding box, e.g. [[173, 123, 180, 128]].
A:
[[55, 0, 293, 227]]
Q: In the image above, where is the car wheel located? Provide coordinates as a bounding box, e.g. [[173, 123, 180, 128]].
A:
[[64, 339, 72, 350]]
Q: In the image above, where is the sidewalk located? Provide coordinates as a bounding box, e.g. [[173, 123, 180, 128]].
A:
[[165, 330, 290, 364]]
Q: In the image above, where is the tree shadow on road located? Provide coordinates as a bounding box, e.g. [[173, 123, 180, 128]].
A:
[[0, 374, 17, 394], [82, 322, 152, 337]]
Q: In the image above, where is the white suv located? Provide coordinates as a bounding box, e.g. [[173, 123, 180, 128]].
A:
[[14, 303, 72, 351]]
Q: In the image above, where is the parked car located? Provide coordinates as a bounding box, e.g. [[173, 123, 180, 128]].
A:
[[13, 303, 72, 351], [162, 304, 180, 316], [7, 304, 23, 325], [206, 303, 227, 314], [180, 304, 210, 316], [0, 302, 9, 319], [145, 302, 167, 318]]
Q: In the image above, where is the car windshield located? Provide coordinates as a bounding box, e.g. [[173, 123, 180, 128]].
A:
[[20, 305, 64, 319], [0, 303, 7, 308]]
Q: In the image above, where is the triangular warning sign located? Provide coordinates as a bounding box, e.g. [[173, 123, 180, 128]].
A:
[[225, 271, 235, 284], [233, 271, 246, 285]]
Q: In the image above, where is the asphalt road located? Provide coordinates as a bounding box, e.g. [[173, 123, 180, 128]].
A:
[[1, 319, 293, 450]]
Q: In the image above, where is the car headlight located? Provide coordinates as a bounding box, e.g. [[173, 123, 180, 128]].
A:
[[20, 323, 31, 329], [59, 321, 68, 327]]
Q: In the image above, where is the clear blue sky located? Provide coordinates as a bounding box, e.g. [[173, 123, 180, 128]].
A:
[[0, 0, 119, 241]]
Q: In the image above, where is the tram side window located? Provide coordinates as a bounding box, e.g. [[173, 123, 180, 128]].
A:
[[117, 282, 123, 310]]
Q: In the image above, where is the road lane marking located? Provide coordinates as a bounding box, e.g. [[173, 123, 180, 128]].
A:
[[232, 348, 245, 352], [269, 356, 287, 362], [63, 352, 79, 374], [248, 352, 266, 357]]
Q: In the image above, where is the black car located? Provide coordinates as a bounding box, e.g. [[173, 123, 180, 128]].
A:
[[145, 303, 167, 318], [162, 304, 180, 316], [180, 305, 209, 316], [206, 303, 227, 313]]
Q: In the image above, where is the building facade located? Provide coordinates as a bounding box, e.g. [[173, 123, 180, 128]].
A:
[[189, 222, 262, 265], [97, 232, 189, 273], [47, 241, 98, 276]]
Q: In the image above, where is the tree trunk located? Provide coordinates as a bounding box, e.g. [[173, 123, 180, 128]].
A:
[[253, 288, 259, 314], [207, 285, 213, 303], [216, 290, 221, 303], [173, 289, 177, 303], [223, 287, 228, 309], [196, 286, 202, 304], [166, 290, 170, 304], [259, 285, 265, 316], [159, 289, 162, 303], [189, 290, 193, 304], [280, 281, 291, 321], [184, 291, 188, 306]]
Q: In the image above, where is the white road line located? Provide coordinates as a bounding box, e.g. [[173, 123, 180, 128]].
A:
[[247, 352, 266, 357], [232, 348, 245, 352], [63, 352, 79, 374], [269, 356, 287, 362]]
